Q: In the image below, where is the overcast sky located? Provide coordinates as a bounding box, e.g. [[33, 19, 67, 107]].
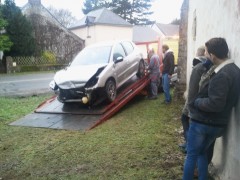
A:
[[14, 0, 183, 24]]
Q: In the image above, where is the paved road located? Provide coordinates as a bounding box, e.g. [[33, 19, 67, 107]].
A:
[[0, 72, 56, 97]]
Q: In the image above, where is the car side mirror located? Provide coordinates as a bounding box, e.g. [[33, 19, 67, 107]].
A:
[[114, 56, 123, 64]]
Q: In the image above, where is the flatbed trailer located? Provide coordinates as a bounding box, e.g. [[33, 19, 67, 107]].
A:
[[10, 75, 150, 131]]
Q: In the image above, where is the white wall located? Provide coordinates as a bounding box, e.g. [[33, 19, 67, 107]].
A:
[[71, 25, 132, 46], [187, 0, 240, 179], [95, 25, 132, 43]]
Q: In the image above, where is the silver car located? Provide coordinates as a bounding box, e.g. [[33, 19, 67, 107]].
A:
[[49, 40, 145, 105]]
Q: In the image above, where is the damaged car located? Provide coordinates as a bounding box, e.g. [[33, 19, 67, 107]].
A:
[[49, 40, 145, 105]]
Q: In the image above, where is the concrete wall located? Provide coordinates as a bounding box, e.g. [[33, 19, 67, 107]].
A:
[[187, 0, 240, 179], [71, 25, 132, 46]]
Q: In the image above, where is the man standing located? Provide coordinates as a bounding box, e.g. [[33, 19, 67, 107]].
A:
[[162, 44, 175, 103], [183, 37, 240, 180], [180, 46, 210, 153], [147, 48, 160, 99]]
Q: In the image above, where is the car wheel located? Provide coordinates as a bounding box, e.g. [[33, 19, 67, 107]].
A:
[[105, 79, 117, 102], [137, 60, 145, 78]]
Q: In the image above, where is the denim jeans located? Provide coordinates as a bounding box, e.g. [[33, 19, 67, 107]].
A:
[[150, 81, 158, 97], [183, 121, 225, 180], [181, 114, 190, 142], [162, 73, 171, 102]]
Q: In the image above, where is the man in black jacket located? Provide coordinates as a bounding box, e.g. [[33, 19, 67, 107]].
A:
[[162, 44, 175, 104], [180, 46, 210, 153], [183, 37, 240, 180]]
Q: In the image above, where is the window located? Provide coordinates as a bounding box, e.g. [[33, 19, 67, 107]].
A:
[[192, 10, 197, 41], [71, 46, 111, 66], [113, 43, 126, 61], [122, 41, 134, 55]]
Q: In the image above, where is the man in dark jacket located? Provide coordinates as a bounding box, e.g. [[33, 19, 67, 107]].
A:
[[162, 44, 175, 103], [180, 46, 210, 153], [183, 37, 240, 180]]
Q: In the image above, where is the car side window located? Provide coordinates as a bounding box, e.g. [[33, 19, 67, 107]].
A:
[[113, 43, 126, 61], [122, 41, 134, 55]]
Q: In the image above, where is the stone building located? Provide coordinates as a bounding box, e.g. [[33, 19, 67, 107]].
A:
[[21, 0, 85, 63]]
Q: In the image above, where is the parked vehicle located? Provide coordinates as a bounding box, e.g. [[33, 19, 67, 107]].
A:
[[49, 40, 145, 105], [170, 66, 178, 86]]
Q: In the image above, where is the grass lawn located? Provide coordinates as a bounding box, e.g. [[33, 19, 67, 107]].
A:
[[0, 91, 186, 179]]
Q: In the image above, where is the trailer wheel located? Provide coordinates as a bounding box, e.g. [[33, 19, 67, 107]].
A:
[[137, 60, 145, 78], [105, 79, 117, 102]]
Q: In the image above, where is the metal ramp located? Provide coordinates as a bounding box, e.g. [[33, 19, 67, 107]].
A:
[[10, 76, 150, 131]]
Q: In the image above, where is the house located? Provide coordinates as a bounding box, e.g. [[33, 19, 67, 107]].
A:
[[69, 8, 133, 46], [132, 26, 161, 59], [21, 0, 85, 63], [69, 8, 163, 60], [180, 0, 240, 179], [152, 23, 179, 40]]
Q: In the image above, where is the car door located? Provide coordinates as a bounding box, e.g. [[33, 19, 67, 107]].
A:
[[121, 41, 140, 79], [112, 43, 127, 87]]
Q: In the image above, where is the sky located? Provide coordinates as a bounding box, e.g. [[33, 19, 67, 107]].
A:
[[13, 0, 183, 24]]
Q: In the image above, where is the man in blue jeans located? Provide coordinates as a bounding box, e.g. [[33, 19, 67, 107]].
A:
[[162, 44, 175, 104], [180, 46, 210, 153], [183, 37, 240, 180]]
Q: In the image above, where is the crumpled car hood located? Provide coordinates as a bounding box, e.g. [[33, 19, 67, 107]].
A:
[[54, 64, 107, 89]]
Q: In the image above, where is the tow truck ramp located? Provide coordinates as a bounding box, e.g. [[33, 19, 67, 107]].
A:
[[10, 76, 150, 131]]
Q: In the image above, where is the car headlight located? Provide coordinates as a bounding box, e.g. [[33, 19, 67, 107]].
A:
[[49, 80, 58, 90]]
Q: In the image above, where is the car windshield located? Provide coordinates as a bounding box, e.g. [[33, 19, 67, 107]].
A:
[[70, 46, 111, 66]]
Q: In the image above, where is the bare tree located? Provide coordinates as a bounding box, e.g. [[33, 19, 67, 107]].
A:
[[47, 6, 78, 28]]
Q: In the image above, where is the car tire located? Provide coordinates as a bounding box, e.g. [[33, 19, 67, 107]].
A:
[[105, 79, 117, 102], [137, 60, 145, 78]]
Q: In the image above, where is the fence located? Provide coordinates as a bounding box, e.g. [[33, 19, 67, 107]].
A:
[[6, 56, 70, 73]]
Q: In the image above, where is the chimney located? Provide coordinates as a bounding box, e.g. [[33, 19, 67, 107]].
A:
[[29, 0, 41, 6]]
